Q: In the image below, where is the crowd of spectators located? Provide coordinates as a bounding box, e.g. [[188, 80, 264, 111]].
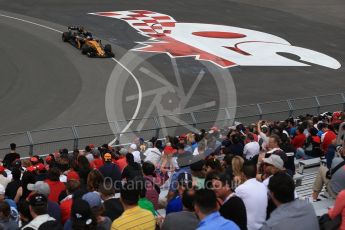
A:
[[0, 111, 344, 230]]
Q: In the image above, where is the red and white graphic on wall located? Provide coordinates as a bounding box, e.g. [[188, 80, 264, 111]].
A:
[[90, 10, 341, 69]]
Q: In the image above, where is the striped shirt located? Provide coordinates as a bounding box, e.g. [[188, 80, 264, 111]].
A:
[[111, 206, 156, 230]]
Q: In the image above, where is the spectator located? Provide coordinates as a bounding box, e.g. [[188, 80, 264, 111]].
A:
[[235, 161, 267, 230], [2, 143, 20, 169], [44, 168, 66, 203], [0, 166, 10, 189], [21, 193, 61, 230], [129, 144, 141, 164], [86, 169, 104, 192], [65, 198, 97, 230], [76, 155, 92, 186], [14, 171, 36, 203], [243, 133, 260, 160], [84, 145, 94, 163], [60, 179, 80, 224], [90, 150, 103, 169], [34, 163, 48, 181], [0, 184, 18, 219], [143, 141, 162, 166], [114, 148, 128, 172], [27, 181, 61, 223], [260, 173, 319, 230], [99, 153, 121, 188], [208, 172, 247, 230], [312, 149, 345, 200], [257, 121, 269, 150], [166, 172, 193, 215], [321, 124, 337, 153], [328, 190, 345, 230], [296, 127, 322, 159], [260, 154, 285, 183], [121, 153, 142, 181], [99, 182, 123, 222], [111, 180, 155, 230], [161, 188, 198, 230], [142, 162, 162, 209], [17, 201, 32, 227], [291, 126, 306, 149], [0, 201, 18, 229], [5, 167, 21, 200], [228, 133, 244, 156], [160, 144, 177, 173], [138, 179, 156, 216], [167, 149, 192, 201], [205, 157, 223, 175], [190, 160, 206, 189], [231, 156, 244, 185], [82, 192, 112, 230], [194, 189, 239, 230]]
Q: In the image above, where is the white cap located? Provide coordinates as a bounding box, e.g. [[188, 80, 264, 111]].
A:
[[130, 144, 137, 150]]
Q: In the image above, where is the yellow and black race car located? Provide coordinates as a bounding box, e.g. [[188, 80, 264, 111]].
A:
[[62, 26, 115, 58]]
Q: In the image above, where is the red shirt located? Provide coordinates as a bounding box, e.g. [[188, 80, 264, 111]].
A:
[[44, 180, 66, 203], [91, 158, 104, 169], [292, 133, 306, 149], [322, 131, 337, 152], [60, 197, 73, 224], [114, 158, 127, 172]]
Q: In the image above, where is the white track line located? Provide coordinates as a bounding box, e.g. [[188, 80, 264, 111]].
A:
[[0, 13, 143, 145]]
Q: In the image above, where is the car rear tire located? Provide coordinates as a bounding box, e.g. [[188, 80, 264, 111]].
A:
[[104, 44, 112, 53], [62, 32, 70, 42]]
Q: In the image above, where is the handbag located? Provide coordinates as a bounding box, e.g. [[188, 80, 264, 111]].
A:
[[319, 213, 341, 230]]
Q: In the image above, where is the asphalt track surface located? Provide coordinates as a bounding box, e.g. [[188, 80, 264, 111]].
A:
[[0, 0, 344, 138]]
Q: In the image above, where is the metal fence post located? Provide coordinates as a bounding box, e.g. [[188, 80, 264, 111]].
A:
[[256, 103, 263, 120], [190, 112, 197, 128], [71, 126, 79, 150], [26, 131, 34, 156], [341, 93, 345, 111], [115, 121, 121, 142], [314, 96, 321, 115], [224, 108, 232, 126], [153, 116, 161, 138], [287, 99, 294, 117]]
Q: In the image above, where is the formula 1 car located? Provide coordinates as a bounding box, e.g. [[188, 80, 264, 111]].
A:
[[62, 26, 115, 58]]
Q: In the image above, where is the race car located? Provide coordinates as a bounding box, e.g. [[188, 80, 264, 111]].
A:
[[62, 26, 115, 58]]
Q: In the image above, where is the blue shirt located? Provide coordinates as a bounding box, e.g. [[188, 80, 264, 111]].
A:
[[197, 211, 240, 230], [166, 196, 183, 215]]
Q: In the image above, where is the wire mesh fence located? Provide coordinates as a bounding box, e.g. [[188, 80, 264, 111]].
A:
[[0, 92, 344, 158]]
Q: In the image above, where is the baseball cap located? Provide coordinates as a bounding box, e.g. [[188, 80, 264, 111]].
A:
[[71, 199, 94, 225], [163, 146, 176, 155], [27, 181, 50, 197], [82, 192, 102, 208], [30, 156, 39, 164], [130, 143, 137, 150], [36, 163, 46, 171], [26, 166, 36, 172], [0, 184, 5, 195], [67, 170, 80, 181], [29, 193, 48, 207], [103, 153, 112, 161], [45, 155, 53, 164], [263, 155, 284, 170]]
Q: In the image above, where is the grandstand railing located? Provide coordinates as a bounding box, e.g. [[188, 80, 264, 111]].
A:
[[1, 92, 344, 158]]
